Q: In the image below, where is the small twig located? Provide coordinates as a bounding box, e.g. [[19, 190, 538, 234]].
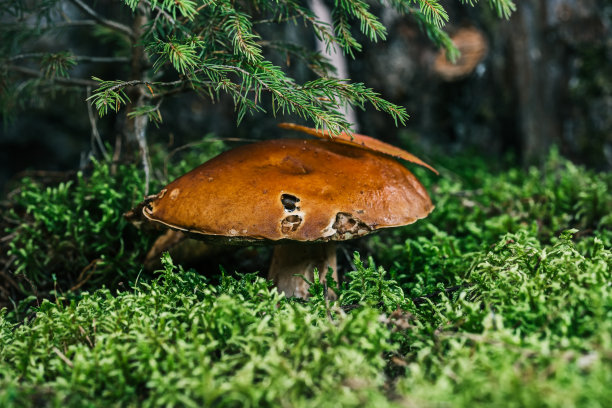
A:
[[6, 65, 98, 87], [102, 73, 211, 94], [133, 95, 152, 195], [7, 53, 129, 64], [52, 347, 74, 368], [86, 87, 108, 158], [69, 0, 134, 39], [51, 19, 97, 29], [143, 0, 176, 25], [0, 233, 17, 243], [3, 19, 98, 30], [69, 259, 102, 292], [111, 131, 122, 176], [78, 325, 95, 348]]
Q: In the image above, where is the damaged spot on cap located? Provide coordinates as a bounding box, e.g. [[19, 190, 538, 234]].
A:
[[323, 212, 372, 241], [169, 188, 180, 200], [281, 194, 300, 212], [281, 214, 302, 233]]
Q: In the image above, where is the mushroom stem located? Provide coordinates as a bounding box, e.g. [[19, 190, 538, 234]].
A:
[[268, 242, 337, 299]]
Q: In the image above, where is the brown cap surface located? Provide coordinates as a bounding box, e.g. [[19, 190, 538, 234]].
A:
[[142, 138, 433, 243], [278, 123, 438, 174]]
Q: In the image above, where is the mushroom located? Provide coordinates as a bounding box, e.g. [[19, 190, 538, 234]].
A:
[[132, 137, 435, 298]]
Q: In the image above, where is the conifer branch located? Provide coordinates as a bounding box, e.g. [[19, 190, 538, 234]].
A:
[[259, 41, 336, 77], [142, 0, 177, 25], [224, 11, 263, 63], [69, 0, 134, 38], [417, 0, 449, 28], [2, 0, 517, 155]]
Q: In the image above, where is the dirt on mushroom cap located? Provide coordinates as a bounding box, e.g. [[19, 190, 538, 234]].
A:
[[141, 139, 434, 243]]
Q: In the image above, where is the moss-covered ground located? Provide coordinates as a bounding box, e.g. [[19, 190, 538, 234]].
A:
[[0, 142, 610, 407]]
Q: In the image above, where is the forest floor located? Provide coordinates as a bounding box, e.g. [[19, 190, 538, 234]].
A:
[[0, 141, 610, 407]]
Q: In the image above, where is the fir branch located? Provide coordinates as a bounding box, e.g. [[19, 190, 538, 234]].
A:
[[291, 6, 338, 54], [148, 37, 201, 74], [87, 75, 216, 115], [87, 77, 133, 116], [168, 0, 198, 20], [127, 101, 163, 126], [251, 2, 338, 54], [69, 0, 134, 38], [416, 0, 449, 28], [259, 41, 336, 77], [125, 0, 198, 19], [409, 9, 459, 61], [341, 0, 387, 42], [201, 62, 359, 134], [40, 52, 76, 79], [488, 0, 516, 19], [222, 11, 263, 63], [142, 0, 176, 25], [299, 79, 409, 126], [332, 11, 361, 57]]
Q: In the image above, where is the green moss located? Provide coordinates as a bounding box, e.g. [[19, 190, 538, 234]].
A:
[[3, 135, 228, 308], [6, 161, 150, 296], [0, 255, 394, 407], [1, 148, 610, 406]]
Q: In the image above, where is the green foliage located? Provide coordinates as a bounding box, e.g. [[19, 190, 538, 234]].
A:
[[1, 148, 610, 406], [0, 253, 393, 407], [340, 253, 405, 312], [1, 136, 228, 312], [373, 147, 612, 297], [394, 229, 612, 407], [5, 160, 150, 299], [40, 52, 77, 79], [87, 77, 132, 116]]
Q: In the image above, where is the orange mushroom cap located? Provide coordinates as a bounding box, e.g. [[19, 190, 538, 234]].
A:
[[278, 122, 438, 175], [141, 139, 434, 243]]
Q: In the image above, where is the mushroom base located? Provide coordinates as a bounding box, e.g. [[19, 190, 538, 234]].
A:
[[268, 242, 337, 299]]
